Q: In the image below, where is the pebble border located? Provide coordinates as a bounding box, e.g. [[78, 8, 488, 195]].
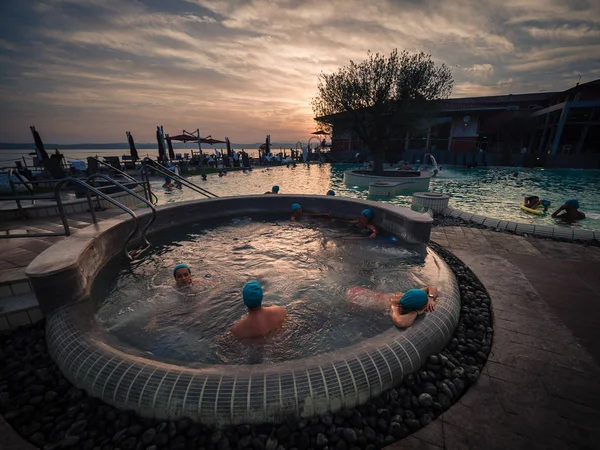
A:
[[438, 206, 600, 243]]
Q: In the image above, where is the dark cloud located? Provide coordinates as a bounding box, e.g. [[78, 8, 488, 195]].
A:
[[0, 0, 598, 143]]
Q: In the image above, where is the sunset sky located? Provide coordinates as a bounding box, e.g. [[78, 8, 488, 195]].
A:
[[0, 0, 599, 144]]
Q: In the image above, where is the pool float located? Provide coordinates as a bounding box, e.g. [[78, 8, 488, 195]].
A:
[[520, 204, 545, 215]]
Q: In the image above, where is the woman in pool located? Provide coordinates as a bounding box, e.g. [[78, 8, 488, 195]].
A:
[[352, 209, 378, 238], [144, 264, 193, 331], [346, 285, 438, 328]]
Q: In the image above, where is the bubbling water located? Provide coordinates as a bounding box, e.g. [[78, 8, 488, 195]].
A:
[[93, 216, 439, 364]]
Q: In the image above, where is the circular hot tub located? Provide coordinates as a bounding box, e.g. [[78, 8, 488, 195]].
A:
[[27, 195, 460, 426]]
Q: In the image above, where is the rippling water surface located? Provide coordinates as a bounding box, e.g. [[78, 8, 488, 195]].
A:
[[150, 164, 600, 230], [93, 218, 437, 364]]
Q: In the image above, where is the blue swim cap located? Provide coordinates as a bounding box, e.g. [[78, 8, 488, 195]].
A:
[[400, 289, 428, 311], [327, 190, 335, 196], [361, 209, 373, 219], [291, 203, 301, 211], [242, 280, 263, 309], [272, 185, 280, 193], [173, 263, 191, 277], [565, 199, 579, 208], [164, 177, 171, 182]]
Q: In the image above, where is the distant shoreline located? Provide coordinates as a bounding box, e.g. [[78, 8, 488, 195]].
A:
[[0, 142, 298, 150]]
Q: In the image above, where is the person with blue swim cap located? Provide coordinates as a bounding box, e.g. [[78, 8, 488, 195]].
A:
[[230, 281, 287, 338], [352, 208, 378, 238], [265, 185, 280, 194], [173, 263, 192, 287], [145, 264, 194, 332], [290, 203, 303, 221], [345, 285, 438, 328], [551, 199, 585, 222], [327, 190, 335, 196]]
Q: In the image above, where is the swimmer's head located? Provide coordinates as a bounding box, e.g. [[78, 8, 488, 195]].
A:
[[565, 199, 580, 209], [361, 209, 373, 220], [291, 203, 302, 212], [242, 280, 263, 310], [327, 190, 335, 196], [173, 263, 192, 286], [399, 289, 428, 312], [272, 185, 280, 193]]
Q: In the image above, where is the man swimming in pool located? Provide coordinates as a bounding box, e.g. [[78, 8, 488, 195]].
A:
[[231, 281, 287, 339], [551, 199, 585, 222], [346, 285, 438, 328], [352, 209, 378, 238]]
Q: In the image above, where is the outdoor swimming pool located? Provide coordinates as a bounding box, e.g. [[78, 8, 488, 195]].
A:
[[151, 164, 600, 230], [93, 217, 437, 364]]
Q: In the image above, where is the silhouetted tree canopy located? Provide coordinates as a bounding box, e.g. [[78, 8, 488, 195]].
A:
[[312, 49, 453, 173]]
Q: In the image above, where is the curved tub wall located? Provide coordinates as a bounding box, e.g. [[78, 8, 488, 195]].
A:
[[46, 249, 459, 426], [27, 195, 433, 315], [28, 195, 451, 426]]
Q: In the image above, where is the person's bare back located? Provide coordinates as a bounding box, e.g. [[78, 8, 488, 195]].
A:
[[230, 280, 287, 339], [231, 305, 286, 339]]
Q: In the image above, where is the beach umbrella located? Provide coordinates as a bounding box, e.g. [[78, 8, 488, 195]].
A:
[[266, 134, 271, 154], [226, 137, 232, 156], [168, 134, 198, 142], [157, 127, 166, 162], [30, 126, 49, 161], [201, 137, 226, 145], [126, 131, 139, 161], [166, 135, 175, 160]]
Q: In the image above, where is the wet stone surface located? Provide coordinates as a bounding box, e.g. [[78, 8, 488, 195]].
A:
[[0, 244, 492, 450]]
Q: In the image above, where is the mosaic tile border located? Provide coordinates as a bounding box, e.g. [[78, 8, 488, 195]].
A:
[[439, 207, 600, 242]]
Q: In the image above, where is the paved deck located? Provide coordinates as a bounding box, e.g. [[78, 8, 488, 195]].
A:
[[391, 227, 600, 450]]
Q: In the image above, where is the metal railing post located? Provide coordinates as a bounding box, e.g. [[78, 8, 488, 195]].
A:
[[54, 190, 71, 236], [85, 190, 98, 223]]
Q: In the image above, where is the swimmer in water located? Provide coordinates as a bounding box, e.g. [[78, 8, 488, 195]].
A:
[[551, 199, 585, 222], [144, 264, 193, 331], [346, 285, 438, 328], [327, 189, 335, 196], [173, 263, 192, 287], [290, 202, 331, 221], [352, 209, 378, 238], [265, 185, 280, 194], [231, 281, 287, 339]]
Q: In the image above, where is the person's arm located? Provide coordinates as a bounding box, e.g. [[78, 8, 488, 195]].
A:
[[367, 223, 378, 238], [390, 304, 417, 328], [422, 286, 438, 312], [551, 205, 566, 218]]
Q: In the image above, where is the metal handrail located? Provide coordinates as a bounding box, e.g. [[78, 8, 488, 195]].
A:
[[142, 158, 218, 199], [54, 178, 140, 260], [86, 174, 155, 250], [92, 157, 157, 204]]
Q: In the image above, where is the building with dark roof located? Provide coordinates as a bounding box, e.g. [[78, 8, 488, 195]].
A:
[[323, 79, 600, 168]]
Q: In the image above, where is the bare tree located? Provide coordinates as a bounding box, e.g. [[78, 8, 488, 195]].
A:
[[312, 49, 453, 174]]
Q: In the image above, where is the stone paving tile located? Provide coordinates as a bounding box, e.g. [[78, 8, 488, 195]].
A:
[[0, 259, 19, 270], [0, 247, 39, 267], [18, 238, 55, 254]]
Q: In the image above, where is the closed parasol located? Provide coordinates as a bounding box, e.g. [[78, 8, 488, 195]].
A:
[[166, 135, 175, 160], [156, 127, 166, 162], [30, 126, 49, 161], [126, 131, 139, 161]]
